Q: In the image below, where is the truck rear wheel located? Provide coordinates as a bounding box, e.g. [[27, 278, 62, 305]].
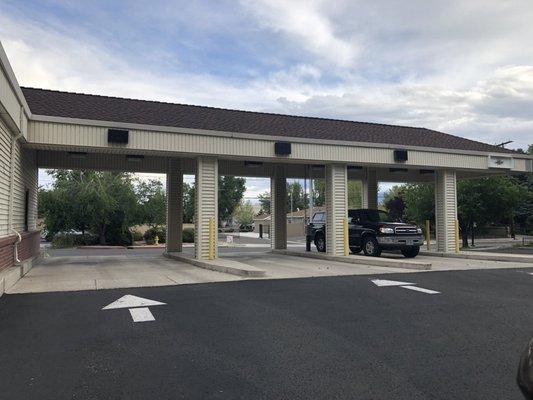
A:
[[401, 246, 420, 258], [315, 232, 326, 252], [362, 236, 381, 257], [350, 246, 361, 254]]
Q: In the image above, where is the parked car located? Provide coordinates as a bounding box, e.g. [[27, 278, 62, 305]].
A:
[[306, 209, 424, 258]]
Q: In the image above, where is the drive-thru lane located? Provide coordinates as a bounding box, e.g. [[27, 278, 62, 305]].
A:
[[1, 267, 533, 399]]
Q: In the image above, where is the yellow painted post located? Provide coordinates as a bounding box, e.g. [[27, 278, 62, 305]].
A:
[[208, 217, 215, 260], [455, 219, 460, 253], [425, 220, 430, 251], [343, 217, 349, 256]]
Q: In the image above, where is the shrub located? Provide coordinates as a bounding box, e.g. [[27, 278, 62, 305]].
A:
[[143, 227, 166, 245], [131, 230, 143, 241], [182, 228, 194, 243], [51, 233, 99, 248]]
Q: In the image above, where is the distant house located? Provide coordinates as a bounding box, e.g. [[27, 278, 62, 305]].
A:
[[253, 206, 326, 238]]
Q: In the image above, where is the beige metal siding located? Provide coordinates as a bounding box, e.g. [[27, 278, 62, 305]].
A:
[[11, 146, 37, 232], [166, 159, 183, 252], [362, 168, 378, 209], [0, 66, 21, 130], [435, 170, 457, 253], [28, 121, 500, 171], [0, 119, 11, 236], [270, 165, 287, 250], [325, 164, 348, 256], [194, 157, 218, 260]]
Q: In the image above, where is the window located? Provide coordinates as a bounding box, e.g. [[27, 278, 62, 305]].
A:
[[312, 212, 325, 223]]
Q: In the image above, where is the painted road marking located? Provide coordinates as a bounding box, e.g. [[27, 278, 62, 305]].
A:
[[102, 295, 166, 323], [129, 307, 155, 322], [371, 279, 415, 287], [102, 295, 166, 310], [401, 285, 440, 294], [371, 279, 440, 295]]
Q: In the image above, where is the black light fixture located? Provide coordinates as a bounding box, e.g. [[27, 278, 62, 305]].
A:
[[126, 154, 144, 162], [67, 151, 87, 159], [310, 164, 325, 171], [393, 149, 408, 162], [347, 165, 363, 171], [389, 168, 408, 173], [275, 141, 291, 155], [108, 129, 129, 144], [244, 161, 263, 168], [420, 169, 435, 174]]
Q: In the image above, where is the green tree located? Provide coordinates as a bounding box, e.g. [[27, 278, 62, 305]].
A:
[[218, 176, 246, 224], [135, 179, 166, 228], [287, 181, 308, 212], [257, 191, 270, 215], [183, 182, 195, 223], [233, 201, 255, 226]]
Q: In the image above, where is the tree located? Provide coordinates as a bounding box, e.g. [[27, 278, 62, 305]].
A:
[[233, 201, 255, 226], [257, 191, 270, 215], [135, 179, 166, 228], [182, 176, 246, 224], [287, 181, 308, 212], [183, 182, 195, 223], [384, 196, 406, 220], [39, 170, 138, 245], [218, 176, 246, 224]]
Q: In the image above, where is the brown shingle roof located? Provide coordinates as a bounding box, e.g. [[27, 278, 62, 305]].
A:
[[21, 87, 515, 154]]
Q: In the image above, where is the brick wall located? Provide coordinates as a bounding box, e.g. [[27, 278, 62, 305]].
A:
[[0, 230, 40, 272]]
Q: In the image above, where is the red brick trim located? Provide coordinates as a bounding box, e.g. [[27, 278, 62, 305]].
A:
[[0, 230, 40, 272]]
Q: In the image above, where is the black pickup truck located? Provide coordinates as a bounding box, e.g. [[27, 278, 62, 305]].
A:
[[306, 209, 424, 258]]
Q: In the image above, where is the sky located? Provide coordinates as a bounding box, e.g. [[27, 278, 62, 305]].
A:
[[2, 0, 532, 201]]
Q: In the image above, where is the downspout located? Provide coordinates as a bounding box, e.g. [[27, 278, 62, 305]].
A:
[[8, 128, 23, 260], [12, 229, 21, 263]]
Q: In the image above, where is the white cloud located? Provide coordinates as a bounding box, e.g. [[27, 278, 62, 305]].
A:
[[240, 0, 358, 68], [1, 0, 532, 153]]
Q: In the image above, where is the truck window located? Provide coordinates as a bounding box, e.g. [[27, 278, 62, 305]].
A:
[[312, 212, 325, 223]]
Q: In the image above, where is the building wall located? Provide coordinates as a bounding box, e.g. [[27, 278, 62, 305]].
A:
[[0, 116, 39, 272]]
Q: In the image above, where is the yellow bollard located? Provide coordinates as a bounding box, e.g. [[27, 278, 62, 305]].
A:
[[455, 219, 460, 253], [425, 220, 430, 251], [343, 217, 349, 256], [208, 217, 215, 260]]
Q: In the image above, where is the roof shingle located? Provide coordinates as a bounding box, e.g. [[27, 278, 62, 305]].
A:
[[21, 87, 515, 154]]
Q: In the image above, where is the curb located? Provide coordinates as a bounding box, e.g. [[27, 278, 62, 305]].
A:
[[423, 251, 533, 264], [272, 250, 432, 270], [164, 252, 266, 277]]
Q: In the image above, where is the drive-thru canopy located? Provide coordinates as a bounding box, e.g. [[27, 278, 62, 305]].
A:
[[0, 42, 531, 270]]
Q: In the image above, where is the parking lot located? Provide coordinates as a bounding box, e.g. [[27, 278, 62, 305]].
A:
[[2, 266, 533, 399]]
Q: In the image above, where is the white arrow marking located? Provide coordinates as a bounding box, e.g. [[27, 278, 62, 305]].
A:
[[102, 295, 166, 323], [371, 279, 415, 287], [102, 295, 166, 310], [371, 279, 440, 295], [400, 285, 440, 294], [129, 307, 155, 322]]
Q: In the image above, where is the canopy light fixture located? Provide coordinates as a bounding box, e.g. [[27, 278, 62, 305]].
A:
[[126, 155, 144, 162], [419, 169, 434, 174], [67, 151, 87, 159], [310, 164, 325, 171], [244, 161, 263, 168], [389, 168, 408, 173], [347, 165, 363, 171]]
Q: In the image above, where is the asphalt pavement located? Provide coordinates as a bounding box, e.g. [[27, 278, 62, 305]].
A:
[[1, 267, 533, 399]]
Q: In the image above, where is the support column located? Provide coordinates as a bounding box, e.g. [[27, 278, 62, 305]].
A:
[[325, 164, 348, 256], [435, 170, 457, 253], [194, 157, 218, 260], [362, 168, 378, 209], [270, 165, 287, 250], [166, 159, 183, 253]]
